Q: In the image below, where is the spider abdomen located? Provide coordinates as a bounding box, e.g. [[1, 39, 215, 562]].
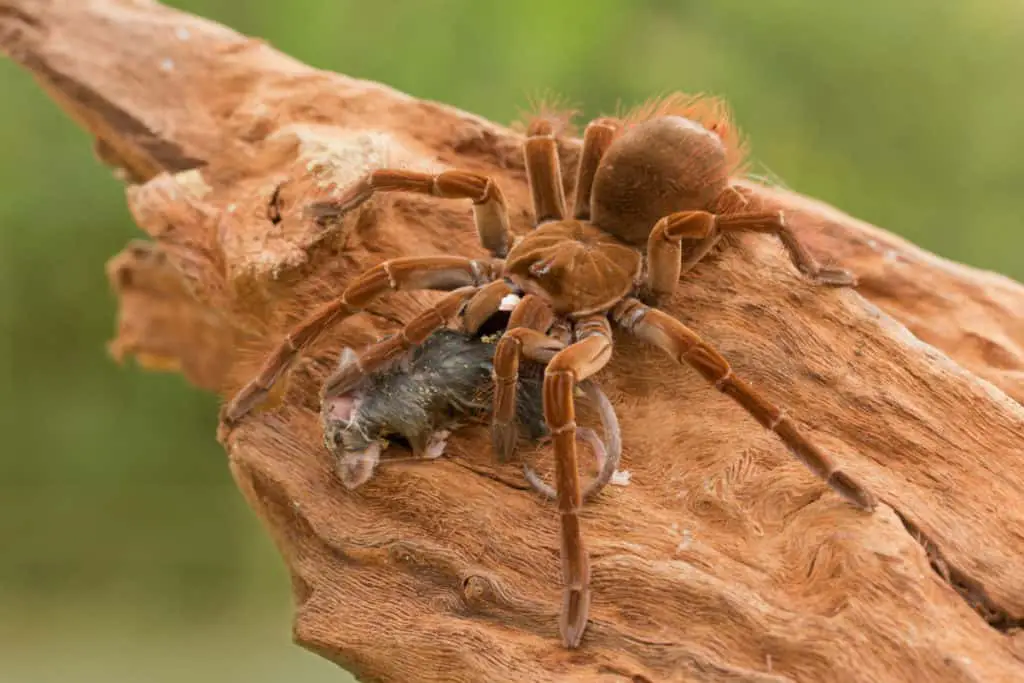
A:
[[591, 116, 732, 246]]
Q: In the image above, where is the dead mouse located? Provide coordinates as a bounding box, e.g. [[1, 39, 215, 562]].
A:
[[320, 328, 623, 498]]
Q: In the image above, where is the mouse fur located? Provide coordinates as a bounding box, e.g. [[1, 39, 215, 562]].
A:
[[320, 328, 619, 491]]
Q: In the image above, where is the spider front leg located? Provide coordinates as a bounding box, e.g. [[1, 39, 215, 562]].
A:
[[491, 294, 563, 461], [646, 209, 857, 299], [671, 186, 747, 281], [222, 256, 499, 424], [308, 168, 513, 257], [541, 315, 614, 649], [319, 286, 481, 402], [612, 298, 876, 511]]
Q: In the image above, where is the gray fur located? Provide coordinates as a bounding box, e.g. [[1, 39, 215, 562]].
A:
[[322, 329, 547, 458]]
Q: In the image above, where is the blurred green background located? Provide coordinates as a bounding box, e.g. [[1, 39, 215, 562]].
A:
[[1, 1, 1021, 681]]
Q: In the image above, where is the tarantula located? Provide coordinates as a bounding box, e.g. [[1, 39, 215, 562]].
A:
[[222, 94, 877, 649]]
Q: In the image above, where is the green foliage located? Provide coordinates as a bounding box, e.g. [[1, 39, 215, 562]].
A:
[[1, 1, 1020, 680]]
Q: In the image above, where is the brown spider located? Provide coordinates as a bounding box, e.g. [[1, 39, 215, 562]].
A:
[[222, 94, 877, 649]]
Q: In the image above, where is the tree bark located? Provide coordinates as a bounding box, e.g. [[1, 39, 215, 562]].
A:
[[3, 2, 1024, 682]]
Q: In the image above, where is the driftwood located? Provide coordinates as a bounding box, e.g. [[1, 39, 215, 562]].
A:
[[4, 2, 1024, 681]]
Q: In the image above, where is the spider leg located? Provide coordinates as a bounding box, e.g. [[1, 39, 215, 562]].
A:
[[523, 377, 623, 501], [571, 117, 621, 220], [646, 211, 717, 298], [541, 315, 614, 649], [677, 233, 723, 279], [717, 211, 857, 286], [308, 168, 513, 258], [646, 209, 856, 299], [611, 297, 876, 511], [491, 295, 562, 461], [319, 286, 480, 402], [524, 119, 569, 224], [460, 279, 516, 335], [674, 186, 745, 281], [222, 256, 499, 424]]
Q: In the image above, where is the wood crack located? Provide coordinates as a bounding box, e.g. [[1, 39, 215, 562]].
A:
[[894, 507, 1024, 634]]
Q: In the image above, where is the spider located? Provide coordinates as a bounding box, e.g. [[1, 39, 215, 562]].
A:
[[222, 94, 877, 649]]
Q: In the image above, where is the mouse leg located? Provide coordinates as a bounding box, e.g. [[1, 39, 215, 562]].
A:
[[399, 427, 454, 462], [337, 442, 384, 490], [420, 430, 452, 460], [339, 429, 453, 488]]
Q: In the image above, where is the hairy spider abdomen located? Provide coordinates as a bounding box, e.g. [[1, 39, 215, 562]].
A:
[[504, 221, 641, 317], [590, 116, 731, 245]]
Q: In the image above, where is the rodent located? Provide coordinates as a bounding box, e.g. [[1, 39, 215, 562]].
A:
[[320, 328, 622, 495]]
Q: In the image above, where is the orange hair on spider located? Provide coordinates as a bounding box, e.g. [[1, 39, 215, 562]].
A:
[[512, 89, 581, 138], [618, 92, 751, 179]]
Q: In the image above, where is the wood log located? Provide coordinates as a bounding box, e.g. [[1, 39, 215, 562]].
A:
[[3, 2, 1023, 681]]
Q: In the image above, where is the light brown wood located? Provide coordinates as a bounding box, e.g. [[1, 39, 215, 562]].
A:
[[4, 1, 1024, 681]]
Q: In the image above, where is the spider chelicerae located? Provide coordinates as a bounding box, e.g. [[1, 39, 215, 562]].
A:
[[222, 93, 877, 649]]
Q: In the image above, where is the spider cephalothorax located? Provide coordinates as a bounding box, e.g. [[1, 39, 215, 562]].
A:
[[222, 93, 875, 650], [504, 221, 642, 316]]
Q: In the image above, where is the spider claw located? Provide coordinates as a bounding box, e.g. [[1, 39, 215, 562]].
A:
[[814, 268, 858, 287], [828, 470, 877, 511], [223, 375, 291, 425], [491, 422, 519, 462], [559, 584, 591, 649], [221, 389, 262, 425]]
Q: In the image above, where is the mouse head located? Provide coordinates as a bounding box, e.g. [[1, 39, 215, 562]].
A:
[[321, 348, 389, 489]]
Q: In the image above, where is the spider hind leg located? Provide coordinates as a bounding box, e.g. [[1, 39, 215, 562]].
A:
[[613, 298, 876, 512]]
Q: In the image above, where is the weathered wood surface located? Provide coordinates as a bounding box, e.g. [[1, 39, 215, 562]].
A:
[[3, 2, 1023, 682]]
